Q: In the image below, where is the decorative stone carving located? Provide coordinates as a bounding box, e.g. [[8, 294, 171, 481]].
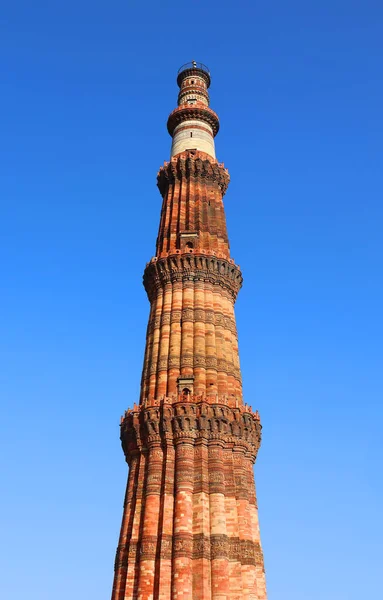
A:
[[140, 536, 158, 560], [193, 534, 211, 559], [122, 533, 266, 566], [175, 445, 195, 458], [159, 534, 173, 560], [161, 312, 171, 325], [143, 253, 242, 302], [170, 310, 182, 323], [210, 534, 229, 559], [128, 541, 137, 558], [149, 363, 157, 375], [205, 356, 218, 369], [193, 354, 206, 367], [180, 355, 193, 368], [172, 533, 193, 557], [168, 354, 180, 367], [217, 358, 228, 372], [194, 308, 205, 322], [120, 398, 262, 463], [181, 307, 194, 321], [157, 357, 168, 371]]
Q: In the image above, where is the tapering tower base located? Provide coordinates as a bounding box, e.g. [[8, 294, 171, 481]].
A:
[[112, 397, 267, 600]]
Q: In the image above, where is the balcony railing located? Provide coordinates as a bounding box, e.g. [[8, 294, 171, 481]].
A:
[[178, 61, 210, 76]]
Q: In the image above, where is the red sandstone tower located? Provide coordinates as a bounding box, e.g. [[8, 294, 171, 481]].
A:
[[112, 62, 267, 600]]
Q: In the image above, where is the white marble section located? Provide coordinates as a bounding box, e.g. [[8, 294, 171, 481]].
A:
[[171, 120, 215, 158]]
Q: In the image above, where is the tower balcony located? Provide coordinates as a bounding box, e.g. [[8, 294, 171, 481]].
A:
[[167, 103, 220, 137]]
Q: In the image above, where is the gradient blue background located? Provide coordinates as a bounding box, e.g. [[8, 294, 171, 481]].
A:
[[1, 2, 382, 599]]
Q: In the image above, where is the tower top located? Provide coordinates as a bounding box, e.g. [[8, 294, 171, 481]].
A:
[[169, 61, 218, 158], [177, 61, 211, 88]]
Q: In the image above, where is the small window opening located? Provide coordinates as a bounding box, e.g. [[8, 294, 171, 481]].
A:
[[182, 387, 191, 396], [190, 132, 193, 138], [186, 241, 194, 249], [191, 80, 195, 84]]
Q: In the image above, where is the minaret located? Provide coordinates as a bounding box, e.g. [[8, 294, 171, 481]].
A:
[[112, 62, 267, 600]]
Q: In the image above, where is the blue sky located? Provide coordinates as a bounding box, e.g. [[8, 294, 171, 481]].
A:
[[1, 1, 382, 599]]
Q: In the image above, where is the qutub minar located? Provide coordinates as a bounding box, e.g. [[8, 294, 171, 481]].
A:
[[111, 62, 267, 600]]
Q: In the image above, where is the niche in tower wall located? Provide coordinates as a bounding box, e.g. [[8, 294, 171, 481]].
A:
[[177, 376, 194, 395], [179, 231, 199, 251]]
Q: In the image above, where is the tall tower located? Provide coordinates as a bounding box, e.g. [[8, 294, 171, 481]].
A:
[[112, 62, 267, 600]]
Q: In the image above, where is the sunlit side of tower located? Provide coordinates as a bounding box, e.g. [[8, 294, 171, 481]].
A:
[[112, 62, 267, 600]]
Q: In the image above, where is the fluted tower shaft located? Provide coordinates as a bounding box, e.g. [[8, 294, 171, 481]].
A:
[[111, 62, 267, 600]]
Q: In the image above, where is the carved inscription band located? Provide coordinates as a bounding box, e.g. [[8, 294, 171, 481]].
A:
[[147, 308, 238, 334], [115, 535, 264, 568]]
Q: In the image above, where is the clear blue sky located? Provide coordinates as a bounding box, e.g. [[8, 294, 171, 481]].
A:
[[1, 2, 382, 599]]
